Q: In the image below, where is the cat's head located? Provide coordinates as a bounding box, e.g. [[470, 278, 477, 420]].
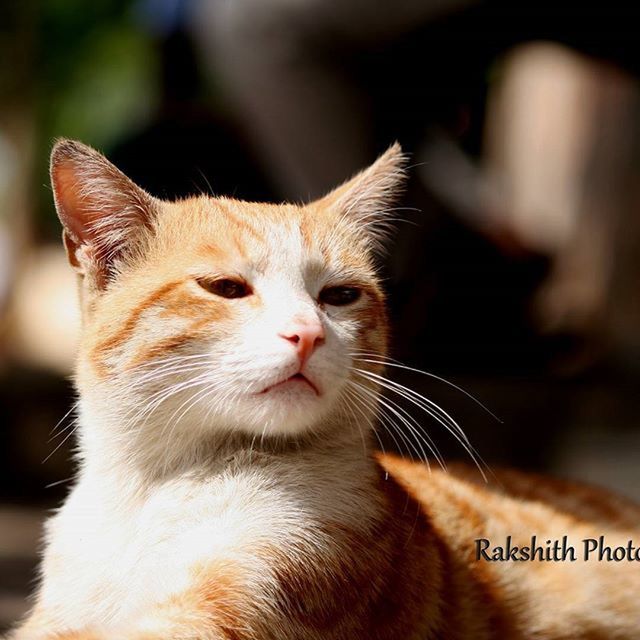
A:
[[51, 140, 405, 446]]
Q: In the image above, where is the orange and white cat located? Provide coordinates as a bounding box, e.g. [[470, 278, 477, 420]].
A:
[[11, 140, 640, 639]]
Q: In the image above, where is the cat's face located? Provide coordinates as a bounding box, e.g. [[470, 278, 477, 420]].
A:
[[80, 198, 389, 438], [51, 141, 405, 442]]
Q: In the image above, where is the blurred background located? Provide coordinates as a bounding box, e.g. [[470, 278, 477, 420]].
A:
[[1, 0, 640, 631]]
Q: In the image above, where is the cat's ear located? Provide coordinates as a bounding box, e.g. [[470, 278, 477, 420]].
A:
[[317, 142, 408, 252], [50, 139, 158, 289]]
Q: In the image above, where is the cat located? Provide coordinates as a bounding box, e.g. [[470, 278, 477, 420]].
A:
[[11, 140, 640, 639]]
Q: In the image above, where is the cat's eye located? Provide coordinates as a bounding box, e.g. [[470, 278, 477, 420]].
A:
[[319, 285, 362, 307], [197, 277, 251, 299]]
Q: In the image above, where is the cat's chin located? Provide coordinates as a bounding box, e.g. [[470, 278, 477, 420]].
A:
[[233, 380, 337, 437], [258, 372, 320, 396]]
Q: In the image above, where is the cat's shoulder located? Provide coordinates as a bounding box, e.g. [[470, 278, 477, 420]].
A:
[[376, 452, 640, 531]]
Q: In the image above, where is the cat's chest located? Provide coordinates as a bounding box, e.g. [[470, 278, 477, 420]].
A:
[[40, 472, 289, 625]]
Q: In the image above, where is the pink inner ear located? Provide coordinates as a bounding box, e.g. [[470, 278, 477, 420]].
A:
[[51, 159, 92, 244], [50, 140, 158, 281]]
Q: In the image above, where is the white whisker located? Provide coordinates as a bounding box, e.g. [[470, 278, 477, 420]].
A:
[[350, 350, 501, 423]]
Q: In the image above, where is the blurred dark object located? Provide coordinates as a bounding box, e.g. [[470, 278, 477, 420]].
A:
[[0, 364, 74, 504]]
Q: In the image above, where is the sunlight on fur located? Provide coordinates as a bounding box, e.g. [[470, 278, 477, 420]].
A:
[[10, 140, 640, 640]]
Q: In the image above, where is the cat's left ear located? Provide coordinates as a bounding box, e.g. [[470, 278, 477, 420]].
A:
[[316, 142, 408, 252], [50, 138, 159, 289]]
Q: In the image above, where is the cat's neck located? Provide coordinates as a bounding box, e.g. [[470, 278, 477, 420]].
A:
[[74, 395, 381, 510]]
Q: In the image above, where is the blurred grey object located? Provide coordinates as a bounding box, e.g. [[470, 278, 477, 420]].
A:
[[483, 43, 640, 355], [190, 0, 476, 200]]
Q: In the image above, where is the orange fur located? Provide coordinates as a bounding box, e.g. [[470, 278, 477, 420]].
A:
[[11, 140, 640, 640]]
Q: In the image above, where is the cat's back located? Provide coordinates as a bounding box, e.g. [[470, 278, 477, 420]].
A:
[[379, 453, 640, 640]]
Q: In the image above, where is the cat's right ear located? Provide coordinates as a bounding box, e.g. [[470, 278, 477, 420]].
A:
[[50, 139, 158, 289]]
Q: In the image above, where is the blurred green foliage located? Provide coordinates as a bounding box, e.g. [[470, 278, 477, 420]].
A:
[[0, 0, 160, 237], [38, 0, 158, 150]]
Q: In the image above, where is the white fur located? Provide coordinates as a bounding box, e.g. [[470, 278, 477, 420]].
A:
[[12, 141, 407, 639], [13, 222, 383, 638], [25, 435, 380, 634]]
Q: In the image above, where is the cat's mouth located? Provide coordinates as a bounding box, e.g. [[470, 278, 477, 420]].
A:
[[259, 372, 320, 396]]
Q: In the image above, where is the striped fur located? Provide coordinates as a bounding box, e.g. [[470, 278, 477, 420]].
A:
[[11, 141, 640, 639]]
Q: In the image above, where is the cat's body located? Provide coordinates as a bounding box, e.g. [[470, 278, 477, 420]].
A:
[[17, 446, 640, 640], [11, 141, 640, 639]]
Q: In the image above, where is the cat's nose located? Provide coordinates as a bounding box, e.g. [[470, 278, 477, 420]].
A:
[[279, 320, 325, 366]]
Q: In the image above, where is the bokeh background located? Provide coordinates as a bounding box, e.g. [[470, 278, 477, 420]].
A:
[[1, 0, 640, 631]]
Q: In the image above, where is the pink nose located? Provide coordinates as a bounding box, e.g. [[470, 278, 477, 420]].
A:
[[279, 320, 325, 365]]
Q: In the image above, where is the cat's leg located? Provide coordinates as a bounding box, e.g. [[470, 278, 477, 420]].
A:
[[11, 608, 237, 640], [11, 563, 258, 640]]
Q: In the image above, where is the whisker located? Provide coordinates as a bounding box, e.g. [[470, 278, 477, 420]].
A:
[[122, 369, 216, 432], [48, 402, 79, 442], [343, 383, 396, 455], [348, 379, 427, 466], [341, 384, 382, 458], [350, 351, 501, 423], [45, 477, 73, 489], [351, 379, 440, 468], [352, 367, 488, 480], [354, 367, 470, 445], [161, 376, 239, 441], [43, 419, 79, 464]]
